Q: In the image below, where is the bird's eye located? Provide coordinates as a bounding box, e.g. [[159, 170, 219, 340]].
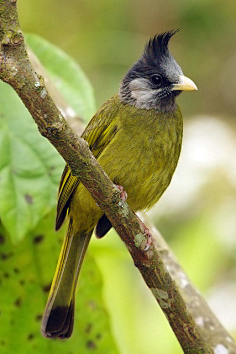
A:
[[151, 74, 163, 87]]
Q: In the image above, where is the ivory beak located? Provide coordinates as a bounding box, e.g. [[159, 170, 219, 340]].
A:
[[172, 75, 198, 91]]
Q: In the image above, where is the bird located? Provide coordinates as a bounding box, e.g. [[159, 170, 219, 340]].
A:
[[41, 29, 197, 339]]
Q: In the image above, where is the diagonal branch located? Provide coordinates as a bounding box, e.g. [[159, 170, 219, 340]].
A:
[[29, 33, 236, 354], [0, 1, 223, 353], [30, 47, 236, 354]]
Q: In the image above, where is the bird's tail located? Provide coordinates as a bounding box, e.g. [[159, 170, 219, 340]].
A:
[[41, 220, 93, 338]]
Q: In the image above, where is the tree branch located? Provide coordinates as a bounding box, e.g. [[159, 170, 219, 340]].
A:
[[141, 214, 236, 353], [29, 29, 236, 354], [0, 1, 226, 353]]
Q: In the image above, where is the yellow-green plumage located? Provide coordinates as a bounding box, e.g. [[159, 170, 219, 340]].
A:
[[41, 31, 197, 338], [72, 94, 182, 218]]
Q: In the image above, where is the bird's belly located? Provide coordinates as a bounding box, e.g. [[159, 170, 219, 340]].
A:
[[100, 130, 181, 211], [119, 154, 178, 211]]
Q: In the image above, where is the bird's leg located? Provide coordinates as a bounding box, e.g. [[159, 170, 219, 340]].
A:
[[115, 184, 128, 204]]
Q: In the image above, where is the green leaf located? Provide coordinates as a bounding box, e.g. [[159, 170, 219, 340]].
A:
[[25, 33, 96, 121], [0, 213, 118, 353], [0, 82, 64, 242], [0, 35, 96, 242]]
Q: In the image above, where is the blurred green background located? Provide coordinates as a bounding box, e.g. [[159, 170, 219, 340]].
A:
[[0, 0, 236, 353], [18, 0, 236, 117]]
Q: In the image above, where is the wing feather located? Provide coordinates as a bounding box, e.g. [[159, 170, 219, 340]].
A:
[[55, 95, 120, 230]]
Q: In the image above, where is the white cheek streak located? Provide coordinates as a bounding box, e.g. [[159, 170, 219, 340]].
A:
[[129, 78, 160, 109], [131, 90, 154, 102]]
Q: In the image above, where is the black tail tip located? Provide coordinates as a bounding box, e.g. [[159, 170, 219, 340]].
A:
[[41, 304, 74, 339]]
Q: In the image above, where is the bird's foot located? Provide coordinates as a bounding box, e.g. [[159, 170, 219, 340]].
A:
[[138, 218, 154, 251], [144, 233, 153, 251], [116, 185, 128, 204], [143, 226, 153, 251]]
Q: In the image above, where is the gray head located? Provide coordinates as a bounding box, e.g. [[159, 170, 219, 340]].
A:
[[119, 30, 197, 111]]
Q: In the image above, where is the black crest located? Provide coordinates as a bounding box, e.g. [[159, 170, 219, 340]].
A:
[[143, 29, 180, 63], [119, 29, 183, 109]]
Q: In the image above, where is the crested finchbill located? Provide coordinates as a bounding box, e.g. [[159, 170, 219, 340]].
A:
[[41, 30, 197, 339]]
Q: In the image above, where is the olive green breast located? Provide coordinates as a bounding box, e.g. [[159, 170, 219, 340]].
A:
[[97, 97, 183, 211], [70, 95, 183, 231]]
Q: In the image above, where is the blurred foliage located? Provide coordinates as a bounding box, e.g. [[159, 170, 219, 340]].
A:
[[0, 33, 95, 243], [0, 1, 235, 353], [18, 0, 236, 118], [0, 36, 118, 354], [0, 81, 63, 242], [0, 211, 118, 354], [26, 34, 96, 121]]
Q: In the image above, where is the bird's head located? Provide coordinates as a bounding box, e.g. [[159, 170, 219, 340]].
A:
[[119, 30, 197, 111]]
